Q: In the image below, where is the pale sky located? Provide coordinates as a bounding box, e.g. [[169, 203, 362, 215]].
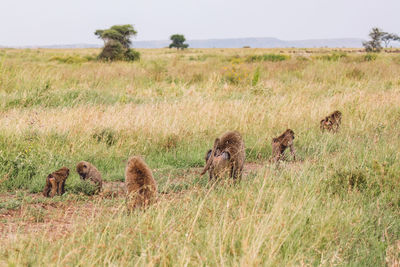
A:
[[1, 0, 399, 46]]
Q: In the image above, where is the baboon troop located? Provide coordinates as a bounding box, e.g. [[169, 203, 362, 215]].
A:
[[320, 110, 342, 132], [39, 110, 343, 210], [76, 161, 103, 193], [201, 131, 245, 180], [271, 129, 296, 162], [125, 156, 158, 210], [43, 167, 70, 197]]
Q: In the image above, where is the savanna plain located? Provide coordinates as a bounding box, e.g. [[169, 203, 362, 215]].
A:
[[0, 48, 399, 266]]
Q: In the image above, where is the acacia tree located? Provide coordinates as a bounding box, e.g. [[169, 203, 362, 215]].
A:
[[382, 33, 400, 48], [95, 24, 140, 61], [169, 34, 189, 50], [362, 28, 400, 52], [362, 27, 386, 52]]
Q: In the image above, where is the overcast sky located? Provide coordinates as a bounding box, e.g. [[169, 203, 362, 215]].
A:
[[0, 0, 399, 46]]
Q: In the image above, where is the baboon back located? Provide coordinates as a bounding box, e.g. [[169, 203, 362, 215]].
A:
[[125, 156, 157, 209]]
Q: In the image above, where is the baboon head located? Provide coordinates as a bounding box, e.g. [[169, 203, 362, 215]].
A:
[[76, 162, 89, 180], [59, 167, 70, 177], [332, 110, 342, 119], [285, 129, 295, 138], [206, 150, 231, 178], [284, 129, 295, 145]]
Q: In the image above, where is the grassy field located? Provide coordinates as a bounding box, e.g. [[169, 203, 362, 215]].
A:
[[0, 47, 399, 266]]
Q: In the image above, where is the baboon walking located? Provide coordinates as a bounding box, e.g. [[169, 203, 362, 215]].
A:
[[43, 167, 70, 197], [76, 161, 103, 193], [320, 110, 342, 132], [125, 156, 158, 210], [201, 131, 245, 180], [271, 129, 296, 162]]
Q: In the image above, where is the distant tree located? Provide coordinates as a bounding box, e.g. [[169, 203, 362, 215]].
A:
[[169, 34, 189, 50], [382, 33, 400, 48], [362, 27, 386, 52], [95, 24, 140, 61]]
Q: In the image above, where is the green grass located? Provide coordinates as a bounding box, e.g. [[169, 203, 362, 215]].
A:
[[0, 48, 399, 265]]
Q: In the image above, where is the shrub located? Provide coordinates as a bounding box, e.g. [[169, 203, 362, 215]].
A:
[[97, 41, 125, 61], [251, 67, 260, 86], [364, 53, 378, 61], [246, 54, 289, 62], [223, 64, 249, 85], [0, 150, 37, 190], [50, 55, 88, 64], [92, 128, 118, 147], [325, 169, 367, 196], [124, 49, 141, 61], [317, 52, 347, 61]]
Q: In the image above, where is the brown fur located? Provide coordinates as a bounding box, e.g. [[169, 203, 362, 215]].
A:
[[125, 156, 158, 210], [76, 161, 103, 193], [271, 129, 296, 162], [201, 131, 245, 180], [320, 110, 342, 132], [43, 167, 70, 197]]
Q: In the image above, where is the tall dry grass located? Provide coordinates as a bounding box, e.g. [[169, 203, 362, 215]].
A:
[[0, 48, 399, 265]]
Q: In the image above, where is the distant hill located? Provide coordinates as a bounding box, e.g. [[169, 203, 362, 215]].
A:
[[2, 37, 389, 49], [132, 37, 366, 49]]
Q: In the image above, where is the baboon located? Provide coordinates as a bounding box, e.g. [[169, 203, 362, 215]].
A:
[[271, 129, 296, 162], [76, 161, 103, 193], [125, 156, 158, 210], [201, 131, 245, 180], [320, 110, 342, 132], [43, 167, 70, 197]]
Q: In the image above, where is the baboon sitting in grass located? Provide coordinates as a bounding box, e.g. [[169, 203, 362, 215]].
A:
[[320, 110, 342, 132], [43, 167, 70, 197], [125, 156, 158, 210], [271, 129, 296, 162], [76, 161, 103, 193], [201, 131, 245, 180]]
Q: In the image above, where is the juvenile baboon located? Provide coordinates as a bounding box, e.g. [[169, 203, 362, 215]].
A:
[[201, 131, 245, 180], [125, 156, 158, 210], [76, 161, 103, 193], [320, 110, 342, 132], [43, 167, 70, 197], [271, 129, 296, 162]]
